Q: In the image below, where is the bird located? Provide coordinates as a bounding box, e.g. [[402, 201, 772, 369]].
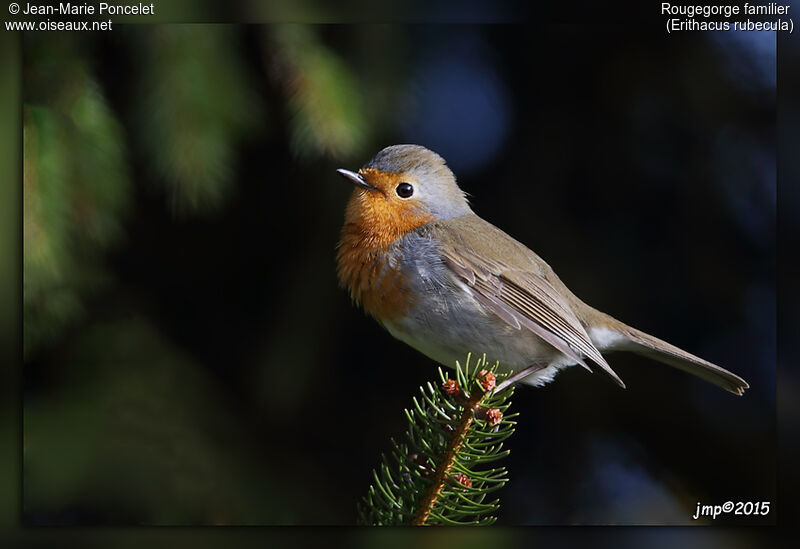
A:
[[335, 144, 748, 395]]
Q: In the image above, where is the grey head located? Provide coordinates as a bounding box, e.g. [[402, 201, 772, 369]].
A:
[[340, 144, 473, 221]]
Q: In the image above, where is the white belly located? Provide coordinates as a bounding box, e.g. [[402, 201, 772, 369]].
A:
[[379, 231, 582, 388], [382, 286, 578, 388]]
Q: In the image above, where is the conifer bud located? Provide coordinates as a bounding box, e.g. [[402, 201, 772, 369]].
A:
[[477, 369, 496, 392], [442, 378, 460, 396], [486, 408, 503, 426], [453, 473, 472, 488]]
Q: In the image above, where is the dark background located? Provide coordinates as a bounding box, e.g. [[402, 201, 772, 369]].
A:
[[22, 24, 775, 525]]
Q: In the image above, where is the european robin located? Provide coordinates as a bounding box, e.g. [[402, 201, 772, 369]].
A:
[[336, 144, 748, 395]]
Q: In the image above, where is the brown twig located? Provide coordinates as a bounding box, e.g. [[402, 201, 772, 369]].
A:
[[410, 389, 484, 526]]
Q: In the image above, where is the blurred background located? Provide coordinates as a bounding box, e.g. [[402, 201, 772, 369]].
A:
[[22, 24, 775, 525]]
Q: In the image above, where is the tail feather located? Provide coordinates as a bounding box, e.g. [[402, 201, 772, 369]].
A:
[[614, 323, 749, 396]]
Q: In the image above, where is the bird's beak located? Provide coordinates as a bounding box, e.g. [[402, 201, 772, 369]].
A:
[[337, 169, 378, 191]]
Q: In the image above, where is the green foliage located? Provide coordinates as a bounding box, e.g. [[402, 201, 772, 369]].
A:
[[133, 25, 260, 213], [359, 354, 517, 526], [22, 26, 266, 356], [270, 25, 368, 158], [22, 24, 374, 358], [23, 40, 131, 355]]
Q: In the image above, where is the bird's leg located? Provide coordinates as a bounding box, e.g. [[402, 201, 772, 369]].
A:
[[493, 362, 548, 394]]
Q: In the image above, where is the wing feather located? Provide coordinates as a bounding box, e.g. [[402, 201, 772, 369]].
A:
[[433, 216, 625, 387]]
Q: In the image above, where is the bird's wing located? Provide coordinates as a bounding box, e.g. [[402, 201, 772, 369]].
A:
[[431, 215, 625, 387]]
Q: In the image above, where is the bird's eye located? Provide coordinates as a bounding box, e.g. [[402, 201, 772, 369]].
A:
[[396, 182, 414, 198]]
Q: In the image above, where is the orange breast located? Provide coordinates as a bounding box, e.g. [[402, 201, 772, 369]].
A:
[[336, 233, 414, 323], [337, 171, 435, 323]]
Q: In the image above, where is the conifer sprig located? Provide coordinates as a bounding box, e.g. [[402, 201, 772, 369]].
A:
[[358, 354, 518, 526]]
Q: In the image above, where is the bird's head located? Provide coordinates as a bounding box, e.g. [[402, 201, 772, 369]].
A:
[[337, 145, 471, 246]]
